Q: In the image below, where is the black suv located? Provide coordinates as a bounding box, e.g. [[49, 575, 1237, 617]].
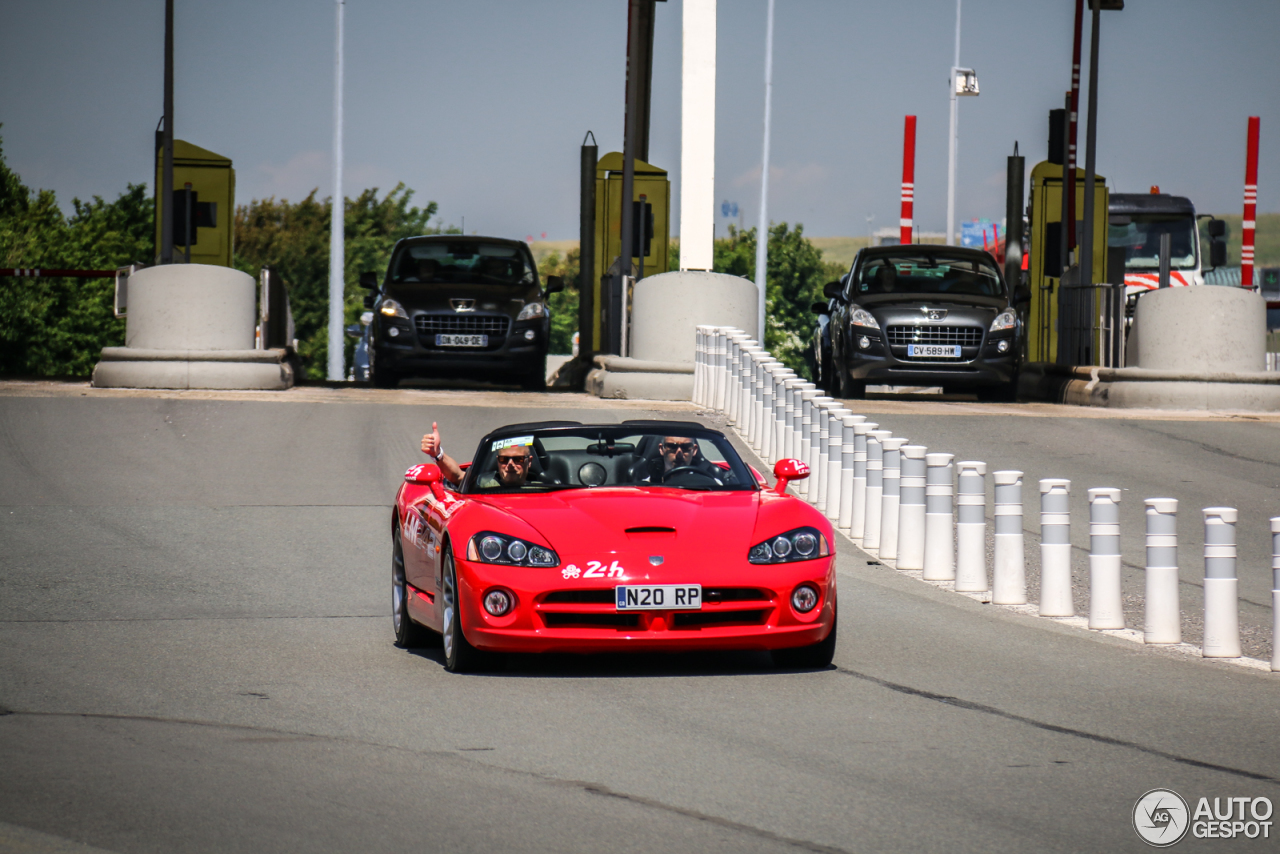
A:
[[361, 236, 562, 389], [823, 245, 1028, 400]]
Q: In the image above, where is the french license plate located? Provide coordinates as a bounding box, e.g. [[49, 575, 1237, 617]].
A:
[[436, 334, 487, 348], [908, 344, 962, 358], [615, 584, 702, 611]]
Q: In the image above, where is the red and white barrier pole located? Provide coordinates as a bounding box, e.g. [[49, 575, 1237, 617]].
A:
[[1242, 116, 1260, 290], [900, 115, 916, 245]]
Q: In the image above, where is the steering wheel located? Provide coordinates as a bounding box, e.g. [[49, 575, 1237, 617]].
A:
[[661, 465, 717, 486]]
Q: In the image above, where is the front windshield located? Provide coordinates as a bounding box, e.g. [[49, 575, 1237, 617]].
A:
[[390, 241, 535, 286], [1108, 215, 1198, 271], [854, 254, 1004, 297], [463, 427, 756, 494]]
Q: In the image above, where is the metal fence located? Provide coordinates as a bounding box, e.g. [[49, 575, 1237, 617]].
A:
[[1057, 280, 1124, 368]]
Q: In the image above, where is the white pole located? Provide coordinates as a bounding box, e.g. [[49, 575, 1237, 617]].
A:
[[327, 0, 345, 381], [680, 0, 716, 272], [753, 0, 774, 342], [945, 0, 961, 247]]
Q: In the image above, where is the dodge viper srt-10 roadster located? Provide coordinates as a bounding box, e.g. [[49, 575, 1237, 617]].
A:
[[391, 420, 837, 672]]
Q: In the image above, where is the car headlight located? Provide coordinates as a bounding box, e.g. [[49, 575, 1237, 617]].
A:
[[466, 531, 559, 567], [990, 309, 1017, 332], [516, 302, 546, 321], [850, 307, 880, 330], [748, 526, 830, 564], [379, 298, 408, 319]]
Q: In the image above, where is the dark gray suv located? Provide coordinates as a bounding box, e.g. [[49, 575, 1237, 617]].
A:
[[825, 245, 1028, 400], [361, 236, 562, 389]]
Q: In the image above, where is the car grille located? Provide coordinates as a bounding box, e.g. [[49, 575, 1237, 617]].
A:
[[886, 325, 983, 347], [415, 314, 510, 337], [541, 612, 639, 629], [672, 609, 769, 628], [542, 590, 615, 604]]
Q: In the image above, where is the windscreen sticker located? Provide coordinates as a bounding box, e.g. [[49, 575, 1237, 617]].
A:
[[491, 435, 533, 452]]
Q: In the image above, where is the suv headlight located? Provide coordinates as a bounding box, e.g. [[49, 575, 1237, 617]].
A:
[[748, 526, 830, 564], [990, 309, 1016, 332], [379, 298, 409, 319], [851, 307, 880, 330], [466, 531, 559, 567], [516, 302, 546, 321]]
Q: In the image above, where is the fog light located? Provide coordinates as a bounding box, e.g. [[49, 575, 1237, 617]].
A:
[[791, 584, 819, 613], [524, 329, 536, 341], [483, 588, 513, 616], [996, 339, 1010, 353], [858, 336, 871, 350], [387, 326, 400, 338]]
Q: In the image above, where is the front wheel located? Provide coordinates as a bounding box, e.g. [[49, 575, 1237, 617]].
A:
[[772, 607, 837, 669], [441, 547, 497, 673], [835, 367, 866, 400], [520, 356, 548, 391]]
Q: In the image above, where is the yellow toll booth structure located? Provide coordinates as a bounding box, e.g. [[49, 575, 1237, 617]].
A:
[[591, 151, 670, 351], [1027, 161, 1109, 363], [154, 140, 235, 267]]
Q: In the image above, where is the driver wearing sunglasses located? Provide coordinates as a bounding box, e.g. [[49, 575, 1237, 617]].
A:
[[634, 436, 727, 485]]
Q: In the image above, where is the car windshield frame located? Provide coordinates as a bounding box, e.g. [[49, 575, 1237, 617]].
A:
[[851, 253, 1006, 298], [1108, 214, 1199, 272], [460, 426, 758, 495], [389, 240, 537, 286]]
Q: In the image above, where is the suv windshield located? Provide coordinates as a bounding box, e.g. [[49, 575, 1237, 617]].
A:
[[854, 254, 1004, 298], [463, 427, 756, 494], [1108, 215, 1198, 271], [390, 241, 535, 286]]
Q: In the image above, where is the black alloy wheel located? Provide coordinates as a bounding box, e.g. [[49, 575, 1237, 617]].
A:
[[441, 546, 496, 673], [520, 355, 548, 391], [392, 525, 436, 648], [835, 366, 866, 400], [772, 606, 838, 669]]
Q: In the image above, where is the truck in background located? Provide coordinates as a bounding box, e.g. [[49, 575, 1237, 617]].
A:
[[1107, 190, 1227, 298]]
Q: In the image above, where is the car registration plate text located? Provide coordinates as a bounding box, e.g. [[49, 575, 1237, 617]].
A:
[[436, 334, 488, 348], [907, 344, 962, 358], [615, 584, 702, 611]]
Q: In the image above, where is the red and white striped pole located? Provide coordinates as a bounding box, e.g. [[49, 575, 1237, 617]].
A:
[[1242, 116, 1260, 290], [901, 115, 916, 245]]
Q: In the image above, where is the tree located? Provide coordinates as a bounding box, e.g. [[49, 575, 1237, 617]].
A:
[[233, 184, 441, 379]]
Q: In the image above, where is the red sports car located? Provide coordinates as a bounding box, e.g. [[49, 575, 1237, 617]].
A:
[[391, 420, 837, 672]]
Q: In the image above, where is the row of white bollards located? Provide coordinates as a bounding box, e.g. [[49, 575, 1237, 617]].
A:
[[695, 325, 1280, 670]]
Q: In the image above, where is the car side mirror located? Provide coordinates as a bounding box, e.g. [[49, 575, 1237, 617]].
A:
[[344, 323, 362, 338], [363, 294, 376, 309], [405, 463, 442, 485], [1210, 239, 1227, 269], [1014, 285, 1031, 306], [360, 271, 379, 289], [1207, 219, 1226, 238], [811, 301, 830, 316], [545, 275, 564, 294], [772, 458, 810, 495], [822, 281, 844, 300]]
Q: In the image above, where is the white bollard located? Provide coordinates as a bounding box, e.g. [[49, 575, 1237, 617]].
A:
[[825, 408, 849, 522], [781, 378, 803, 460], [1039, 479, 1074, 617], [879, 437, 907, 561], [838, 415, 865, 531], [850, 421, 877, 541], [1202, 507, 1241, 658], [769, 369, 794, 463], [724, 335, 740, 422], [1143, 498, 1180, 644], [1087, 488, 1123, 630], [693, 327, 704, 406], [922, 453, 955, 581], [811, 398, 834, 510], [742, 349, 761, 447], [862, 430, 891, 552], [955, 461, 988, 592], [798, 389, 819, 494], [896, 445, 928, 570], [1271, 517, 1280, 671], [992, 471, 1027, 604], [713, 329, 728, 413]]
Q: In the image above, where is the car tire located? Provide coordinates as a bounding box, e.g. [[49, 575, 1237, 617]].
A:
[[371, 361, 400, 389], [441, 546, 496, 673], [836, 368, 866, 400], [976, 381, 1017, 403], [392, 526, 438, 648], [772, 606, 837, 669], [520, 356, 548, 391]]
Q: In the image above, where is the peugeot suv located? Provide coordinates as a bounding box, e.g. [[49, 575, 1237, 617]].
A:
[[361, 236, 562, 389], [825, 245, 1028, 400]]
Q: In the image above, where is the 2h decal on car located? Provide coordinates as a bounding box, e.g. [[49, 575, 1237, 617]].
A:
[[561, 560, 624, 580]]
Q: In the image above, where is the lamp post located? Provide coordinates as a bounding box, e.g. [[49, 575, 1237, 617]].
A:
[[1079, 0, 1123, 292], [327, 0, 345, 381], [754, 0, 775, 342], [945, 0, 979, 247]]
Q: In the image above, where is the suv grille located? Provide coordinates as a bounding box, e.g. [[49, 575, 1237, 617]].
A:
[[415, 314, 511, 337], [886, 325, 983, 347]]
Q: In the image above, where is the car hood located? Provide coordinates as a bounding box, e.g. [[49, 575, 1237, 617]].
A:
[[384, 282, 539, 315], [863, 297, 1005, 328]]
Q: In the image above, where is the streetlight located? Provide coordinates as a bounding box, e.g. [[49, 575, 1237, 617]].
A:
[[945, 0, 979, 247]]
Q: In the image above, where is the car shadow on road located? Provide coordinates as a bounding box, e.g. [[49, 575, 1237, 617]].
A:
[[401, 644, 835, 678]]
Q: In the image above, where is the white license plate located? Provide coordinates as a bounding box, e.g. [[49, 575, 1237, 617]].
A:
[[436, 334, 488, 347], [615, 584, 702, 611], [907, 344, 962, 358]]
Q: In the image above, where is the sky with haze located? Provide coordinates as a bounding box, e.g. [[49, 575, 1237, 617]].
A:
[[3, 0, 1277, 244]]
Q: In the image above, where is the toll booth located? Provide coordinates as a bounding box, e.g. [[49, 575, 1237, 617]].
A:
[[1027, 161, 1109, 363], [591, 151, 670, 352], [154, 140, 235, 267]]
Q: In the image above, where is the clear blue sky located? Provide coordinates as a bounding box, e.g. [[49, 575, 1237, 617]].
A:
[[2, 0, 1277, 242]]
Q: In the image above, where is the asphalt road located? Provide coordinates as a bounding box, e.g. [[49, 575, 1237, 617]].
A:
[[1, 384, 1278, 853]]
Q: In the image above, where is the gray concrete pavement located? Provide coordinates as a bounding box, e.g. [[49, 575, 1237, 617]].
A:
[[2, 384, 1279, 853]]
